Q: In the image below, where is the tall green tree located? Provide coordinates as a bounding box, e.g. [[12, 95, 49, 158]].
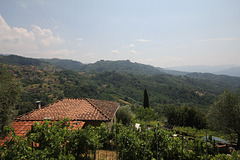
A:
[[207, 90, 240, 149], [143, 89, 149, 108], [0, 67, 20, 134]]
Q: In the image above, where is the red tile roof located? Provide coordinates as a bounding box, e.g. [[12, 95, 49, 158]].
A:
[[18, 98, 120, 122], [10, 120, 85, 137], [1, 98, 119, 145]]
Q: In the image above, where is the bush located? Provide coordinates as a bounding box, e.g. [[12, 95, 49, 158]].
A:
[[1, 119, 238, 160], [135, 106, 157, 121], [165, 105, 206, 129]]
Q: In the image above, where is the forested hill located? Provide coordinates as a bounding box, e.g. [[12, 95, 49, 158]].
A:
[[42, 58, 86, 71], [186, 72, 240, 91], [0, 54, 60, 70], [0, 55, 43, 66], [43, 58, 167, 75], [1, 54, 240, 115]]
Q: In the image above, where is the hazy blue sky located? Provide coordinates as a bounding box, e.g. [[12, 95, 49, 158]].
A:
[[0, 0, 239, 68]]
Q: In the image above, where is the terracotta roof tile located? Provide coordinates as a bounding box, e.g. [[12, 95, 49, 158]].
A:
[[19, 98, 120, 121]]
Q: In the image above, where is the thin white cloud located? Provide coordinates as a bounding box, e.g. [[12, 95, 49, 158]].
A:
[[129, 44, 135, 48], [130, 49, 137, 54], [77, 38, 83, 41], [201, 37, 237, 42], [136, 39, 152, 42], [111, 49, 119, 54]]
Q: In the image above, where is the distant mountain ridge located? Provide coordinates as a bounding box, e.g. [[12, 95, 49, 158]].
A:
[[83, 60, 167, 75], [214, 67, 240, 77], [0, 54, 42, 66], [0, 54, 239, 78], [168, 65, 240, 77], [42, 58, 168, 75], [42, 58, 86, 71]]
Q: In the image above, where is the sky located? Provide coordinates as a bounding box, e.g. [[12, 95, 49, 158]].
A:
[[0, 0, 240, 68]]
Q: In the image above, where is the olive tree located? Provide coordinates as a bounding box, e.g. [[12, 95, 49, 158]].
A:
[[207, 90, 240, 149], [116, 105, 133, 125]]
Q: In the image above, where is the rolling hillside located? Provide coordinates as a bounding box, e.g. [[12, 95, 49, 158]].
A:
[[1, 54, 240, 115]]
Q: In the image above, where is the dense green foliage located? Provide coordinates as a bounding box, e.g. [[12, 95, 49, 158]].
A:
[[42, 58, 85, 72], [1, 60, 239, 117], [0, 55, 240, 116], [207, 90, 240, 148], [1, 120, 240, 159], [173, 126, 237, 143], [165, 105, 206, 129], [0, 55, 42, 66], [43, 59, 164, 75], [143, 89, 150, 108], [0, 67, 20, 134], [116, 105, 133, 125], [1, 120, 75, 159], [135, 106, 157, 122], [1, 54, 240, 159], [187, 73, 240, 93]]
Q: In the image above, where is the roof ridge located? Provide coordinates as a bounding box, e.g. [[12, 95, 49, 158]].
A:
[[17, 99, 66, 120], [85, 98, 110, 121]]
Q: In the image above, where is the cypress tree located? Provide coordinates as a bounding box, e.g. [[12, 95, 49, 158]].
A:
[[143, 89, 149, 108]]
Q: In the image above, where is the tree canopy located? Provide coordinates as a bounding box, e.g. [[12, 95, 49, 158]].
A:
[[116, 105, 133, 125], [207, 90, 240, 148], [0, 67, 20, 134], [165, 105, 206, 129]]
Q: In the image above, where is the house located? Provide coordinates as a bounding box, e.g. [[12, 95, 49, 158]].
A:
[[4, 98, 120, 139]]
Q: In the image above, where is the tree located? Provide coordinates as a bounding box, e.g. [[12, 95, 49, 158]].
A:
[[116, 105, 133, 125], [0, 67, 20, 135], [135, 106, 156, 121], [143, 89, 149, 108], [165, 105, 206, 129], [207, 90, 240, 149]]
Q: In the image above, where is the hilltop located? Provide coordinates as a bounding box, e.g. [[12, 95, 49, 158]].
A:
[[42, 58, 167, 75]]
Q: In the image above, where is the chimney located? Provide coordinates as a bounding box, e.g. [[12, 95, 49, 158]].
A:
[[36, 101, 41, 109]]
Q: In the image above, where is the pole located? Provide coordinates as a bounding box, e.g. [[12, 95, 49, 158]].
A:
[[206, 130, 208, 160], [182, 132, 184, 160], [156, 123, 158, 160], [106, 123, 108, 160], [31, 125, 33, 153]]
